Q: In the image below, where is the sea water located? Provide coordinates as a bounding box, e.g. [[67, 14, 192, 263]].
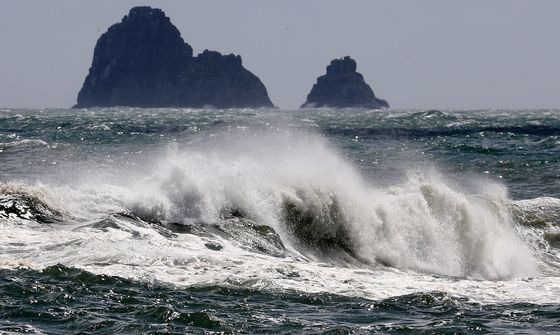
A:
[[1, 108, 559, 333]]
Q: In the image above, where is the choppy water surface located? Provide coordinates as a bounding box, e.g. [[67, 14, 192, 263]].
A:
[[1, 108, 559, 333]]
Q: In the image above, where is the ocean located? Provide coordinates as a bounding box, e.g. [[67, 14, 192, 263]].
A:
[[1, 108, 559, 334]]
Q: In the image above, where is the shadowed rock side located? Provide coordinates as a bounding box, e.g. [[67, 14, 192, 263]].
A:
[[74, 6, 273, 109], [75, 7, 191, 108], [175, 50, 273, 108], [301, 56, 389, 109]]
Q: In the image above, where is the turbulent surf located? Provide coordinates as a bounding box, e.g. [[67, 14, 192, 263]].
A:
[[1, 108, 559, 333]]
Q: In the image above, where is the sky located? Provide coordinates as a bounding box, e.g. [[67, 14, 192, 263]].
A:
[[0, 0, 559, 110]]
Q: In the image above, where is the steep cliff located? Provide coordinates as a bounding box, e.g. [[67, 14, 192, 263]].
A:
[[175, 50, 273, 108], [75, 7, 273, 108]]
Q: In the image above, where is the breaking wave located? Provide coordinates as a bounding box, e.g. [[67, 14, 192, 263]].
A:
[[1, 130, 551, 281], [0, 139, 48, 149]]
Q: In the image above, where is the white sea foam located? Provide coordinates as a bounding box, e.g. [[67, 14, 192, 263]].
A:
[[0, 216, 557, 304], [0, 139, 48, 148], [0, 130, 557, 304], [116, 131, 537, 279]]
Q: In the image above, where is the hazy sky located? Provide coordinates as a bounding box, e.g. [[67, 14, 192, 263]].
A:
[[0, 0, 559, 109]]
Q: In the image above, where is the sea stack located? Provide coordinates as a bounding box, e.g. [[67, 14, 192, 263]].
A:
[[74, 7, 274, 109], [301, 56, 389, 109]]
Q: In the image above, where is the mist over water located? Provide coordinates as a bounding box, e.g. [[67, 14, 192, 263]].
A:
[[1, 108, 560, 333]]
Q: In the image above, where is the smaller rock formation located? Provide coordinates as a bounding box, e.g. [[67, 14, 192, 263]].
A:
[[301, 56, 389, 109]]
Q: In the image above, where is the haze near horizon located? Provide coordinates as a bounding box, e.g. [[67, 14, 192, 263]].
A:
[[0, 0, 559, 110]]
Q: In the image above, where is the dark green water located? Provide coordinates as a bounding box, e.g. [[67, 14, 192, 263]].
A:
[[2, 265, 559, 334], [1, 108, 559, 334]]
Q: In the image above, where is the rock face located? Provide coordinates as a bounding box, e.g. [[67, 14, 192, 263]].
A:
[[175, 50, 273, 108], [75, 6, 273, 108], [301, 56, 389, 109]]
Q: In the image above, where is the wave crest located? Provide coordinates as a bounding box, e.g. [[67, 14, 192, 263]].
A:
[[110, 132, 538, 279], [0, 183, 62, 223], [0, 131, 543, 280]]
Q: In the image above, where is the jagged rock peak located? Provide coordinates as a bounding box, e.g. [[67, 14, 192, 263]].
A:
[[301, 56, 389, 109], [197, 50, 242, 66], [74, 6, 273, 109], [127, 6, 166, 19], [174, 49, 274, 108], [326, 56, 357, 75]]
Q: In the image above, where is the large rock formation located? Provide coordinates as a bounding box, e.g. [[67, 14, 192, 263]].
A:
[[75, 6, 273, 108], [301, 56, 389, 109]]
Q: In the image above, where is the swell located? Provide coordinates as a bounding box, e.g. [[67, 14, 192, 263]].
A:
[[325, 124, 560, 139], [3, 265, 559, 334], [0, 139, 49, 148], [513, 197, 560, 228]]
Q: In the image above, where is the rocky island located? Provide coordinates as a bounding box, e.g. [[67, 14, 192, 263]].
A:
[[74, 6, 274, 109], [301, 56, 389, 109]]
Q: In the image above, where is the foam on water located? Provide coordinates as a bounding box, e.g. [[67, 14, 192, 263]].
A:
[[0, 130, 557, 304], [0, 139, 49, 148], [0, 213, 558, 305]]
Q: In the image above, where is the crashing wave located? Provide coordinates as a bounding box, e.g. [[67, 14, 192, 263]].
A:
[[0, 139, 48, 149], [1, 130, 547, 280], [0, 184, 62, 223]]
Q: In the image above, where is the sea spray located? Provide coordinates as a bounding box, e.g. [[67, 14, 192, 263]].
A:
[[1, 129, 538, 279], [2, 107, 560, 333]]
